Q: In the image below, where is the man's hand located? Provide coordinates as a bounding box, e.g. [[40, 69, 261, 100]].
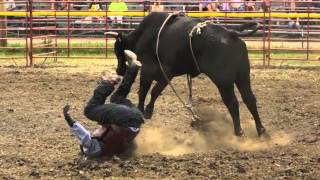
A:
[[101, 71, 122, 86]]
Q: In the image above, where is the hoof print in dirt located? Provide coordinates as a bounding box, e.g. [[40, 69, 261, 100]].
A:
[[259, 131, 271, 140], [235, 164, 246, 173], [7, 108, 15, 113], [302, 135, 318, 143], [29, 169, 40, 178], [190, 120, 211, 132]]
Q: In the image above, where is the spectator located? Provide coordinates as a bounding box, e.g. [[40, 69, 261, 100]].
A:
[[261, 0, 271, 13], [89, 0, 103, 11], [288, 0, 301, 29], [72, 1, 87, 11], [4, 0, 16, 11], [50, 0, 55, 10], [199, 0, 220, 12], [313, 0, 320, 8], [221, 0, 231, 11], [108, 0, 128, 24], [230, 0, 245, 11], [184, 2, 199, 12], [245, 0, 256, 11], [141, 1, 148, 12], [52, 0, 68, 10], [207, 1, 221, 23], [13, 0, 27, 10], [199, 0, 210, 11], [75, 0, 103, 24], [150, 0, 164, 12], [88, 0, 104, 23], [207, 1, 221, 11], [61, 0, 69, 10]]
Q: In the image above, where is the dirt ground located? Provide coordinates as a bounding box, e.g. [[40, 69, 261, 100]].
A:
[[0, 60, 319, 179]]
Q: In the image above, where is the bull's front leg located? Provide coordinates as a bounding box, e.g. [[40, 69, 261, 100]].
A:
[[138, 72, 152, 113], [144, 79, 170, 119]]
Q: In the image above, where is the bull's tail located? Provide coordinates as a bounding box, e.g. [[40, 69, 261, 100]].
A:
[[228, 22, 260, 37]]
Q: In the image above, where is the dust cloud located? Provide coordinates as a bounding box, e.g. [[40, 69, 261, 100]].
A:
[[136, 106, 291, 156]]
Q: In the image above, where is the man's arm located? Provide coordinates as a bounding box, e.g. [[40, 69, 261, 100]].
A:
[[86, 72, 122, 108], [89, 80, 116, 106]]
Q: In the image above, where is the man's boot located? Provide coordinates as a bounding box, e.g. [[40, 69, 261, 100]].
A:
[[63, 105, 75, 127]]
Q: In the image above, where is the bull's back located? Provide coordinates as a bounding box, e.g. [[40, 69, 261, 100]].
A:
[[135, 13, 249, 78], [161, 19, 248, 76], [193, 25, 250, 83]]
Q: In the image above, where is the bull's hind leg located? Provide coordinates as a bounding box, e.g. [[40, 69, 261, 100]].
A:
[[217, 84, 244, 136], [236, 76, 267, 137], [138, 72, 152, 113], [144, 80, 170, 119]]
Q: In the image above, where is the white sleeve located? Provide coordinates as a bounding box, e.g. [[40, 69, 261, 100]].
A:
[[71, 122, 102, 156], [71, 122, 93, 148], [128, 127, 140, 132]]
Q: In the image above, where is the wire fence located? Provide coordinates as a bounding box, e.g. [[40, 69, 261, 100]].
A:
[[0, 0, 320, 66]]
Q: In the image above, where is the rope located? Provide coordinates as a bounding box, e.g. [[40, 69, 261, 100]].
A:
[[187, 74, 193, 103], [188, 20, 214, 74], [186, 20, 214, 106], [155, 12, 199, 121]]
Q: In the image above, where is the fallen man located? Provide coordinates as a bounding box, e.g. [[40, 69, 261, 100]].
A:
[[63, 50, 144, 157]]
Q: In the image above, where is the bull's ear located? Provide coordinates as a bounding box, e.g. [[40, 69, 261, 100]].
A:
[[117, 33, 123, 42], [117, 33, 129, 43]]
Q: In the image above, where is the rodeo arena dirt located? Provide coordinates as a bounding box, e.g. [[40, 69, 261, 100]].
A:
[[1, 0, 320, 179]]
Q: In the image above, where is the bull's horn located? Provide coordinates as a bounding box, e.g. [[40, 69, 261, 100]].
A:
[[124, 50, 137, 59], [124, 50, 142, 67], [104, 32, 118, 38]]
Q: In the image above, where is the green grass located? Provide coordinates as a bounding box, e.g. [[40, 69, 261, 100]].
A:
[[0, 42, 117, 60], [1, 41, 320, 67]]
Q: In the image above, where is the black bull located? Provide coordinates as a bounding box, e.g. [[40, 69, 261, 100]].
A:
[[107, 12, 267, 137]]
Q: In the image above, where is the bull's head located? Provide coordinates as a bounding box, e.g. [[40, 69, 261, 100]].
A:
[[105, 32, 127, 76]]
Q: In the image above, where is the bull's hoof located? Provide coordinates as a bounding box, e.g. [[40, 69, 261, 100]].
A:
[[143, 112, 152, 119], [190, 120, 200, 128], [143, 106, 153, 119], [235, 129, 245, 137], [258, 127, 271, 139]]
